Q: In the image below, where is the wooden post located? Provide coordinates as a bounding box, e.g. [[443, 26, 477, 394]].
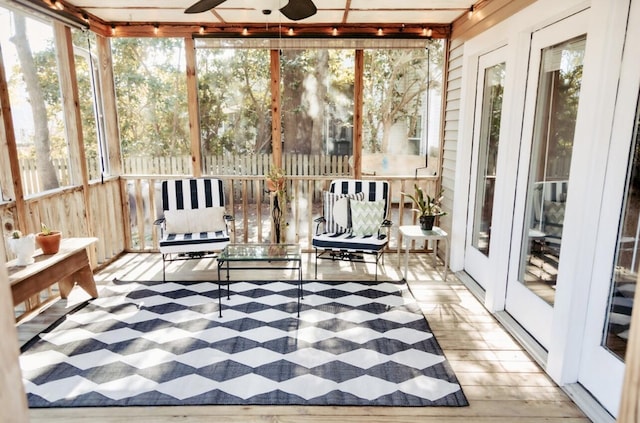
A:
[[619, 268, 640, 421], [0, 44, 27, 232], [185, 37, 202, 177], [270, 49, 282, 169], [54, 23, 93, 239], [353, 49, 364, 179], [0, 255, 28, 422]]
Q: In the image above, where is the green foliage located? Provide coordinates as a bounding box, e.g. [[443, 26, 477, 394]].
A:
[[404, 184, 445, 217], [112, 38, 190, 157]]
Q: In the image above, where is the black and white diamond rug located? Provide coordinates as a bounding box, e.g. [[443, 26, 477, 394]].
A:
[[20, 279, 468, 407]]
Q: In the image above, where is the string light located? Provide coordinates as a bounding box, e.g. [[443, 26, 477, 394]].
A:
[[153, 23, 159, 35], [332, 27, 338, 36], [288, 27, 294, 36], [111, 25, 116, 35], [242, 27, 248, 36], [468, 5, 474, 19], [422, 27, 432, 37], [199, 26, 205, 34], [50, 0, 64, 10], [82, 13, 90, 24], [377, 27, 383, 36]]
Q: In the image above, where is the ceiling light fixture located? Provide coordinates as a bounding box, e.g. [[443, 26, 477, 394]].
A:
[[332, 27, 338, 36], [377, 27, 383, 36]]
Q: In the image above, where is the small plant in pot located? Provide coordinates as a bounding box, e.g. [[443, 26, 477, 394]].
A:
[[404, 184, 446, 231], [36, 223, 62, 255]]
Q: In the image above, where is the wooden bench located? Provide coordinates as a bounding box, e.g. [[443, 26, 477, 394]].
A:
[[7, 237, 98, 315]]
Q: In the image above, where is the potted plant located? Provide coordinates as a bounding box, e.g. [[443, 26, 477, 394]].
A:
[[7, 230, 36, 266], [36, 223, 62, 255], [404, 184, 446, 231]]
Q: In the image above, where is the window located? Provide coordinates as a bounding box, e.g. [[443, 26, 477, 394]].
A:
[[73, 29, 107, 181], [604, 92, 640, 360], [472, 63, 505, 255], [112, 38, 189, 175], [519, 36, 586, 305], [196, 48, 271, 171], [280, 49, 355, 160], [362, 41, 443, 177], [1, 7, 71, 195]]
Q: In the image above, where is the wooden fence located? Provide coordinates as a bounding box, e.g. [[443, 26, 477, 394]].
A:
[[122, 174, 439, 253], [18, 154, 352, 197]]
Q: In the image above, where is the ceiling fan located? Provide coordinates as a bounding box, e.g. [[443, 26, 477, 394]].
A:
[[185, 0, 317, 21]]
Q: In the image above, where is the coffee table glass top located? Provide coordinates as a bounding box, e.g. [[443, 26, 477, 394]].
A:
[[219, 243, 301, 261]]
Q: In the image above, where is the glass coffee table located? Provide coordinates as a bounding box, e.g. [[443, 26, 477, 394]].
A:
[[216, 243, 303, 317]]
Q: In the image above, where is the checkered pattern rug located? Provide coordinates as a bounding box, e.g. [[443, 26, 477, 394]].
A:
[[20, 279, 468, 407]]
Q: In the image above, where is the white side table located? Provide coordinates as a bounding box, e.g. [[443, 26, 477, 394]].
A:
[[397, 225, 449, 281]]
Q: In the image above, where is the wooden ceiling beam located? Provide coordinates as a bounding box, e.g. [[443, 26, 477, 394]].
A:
[[106, 23, 450, 39]]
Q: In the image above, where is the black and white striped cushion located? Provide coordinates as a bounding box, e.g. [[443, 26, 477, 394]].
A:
[[162, 178, 225, 212], [329, 179, 390, 219]]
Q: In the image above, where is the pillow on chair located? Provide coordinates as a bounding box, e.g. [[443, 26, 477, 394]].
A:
[[323, 191, 364, 233], [350, 200, 386, 236], [164, 207, 227, 234]]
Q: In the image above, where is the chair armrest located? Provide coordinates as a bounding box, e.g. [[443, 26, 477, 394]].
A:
[[378, 219, 393, 239], [224, 214, 235, 221], [153, 217, 165, 226], [314, 216, 326, 235]]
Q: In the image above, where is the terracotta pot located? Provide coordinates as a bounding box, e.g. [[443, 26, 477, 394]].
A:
[[36, 231, 62, 255]]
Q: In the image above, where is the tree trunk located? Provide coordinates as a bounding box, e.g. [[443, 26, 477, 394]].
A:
[[310, 50, 328, 155], [10, 15, 59, 191], [282, 50, 313, 154]]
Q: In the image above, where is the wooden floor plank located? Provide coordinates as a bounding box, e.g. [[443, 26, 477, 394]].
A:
[[19, 252, 592, 423]]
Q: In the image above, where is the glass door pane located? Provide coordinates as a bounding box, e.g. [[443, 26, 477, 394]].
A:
[[604, 94, 640, 360], [518, 36, 586, 306], [472, 63, 505, 255]]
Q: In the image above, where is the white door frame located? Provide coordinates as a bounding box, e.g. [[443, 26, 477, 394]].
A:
[[463, 47, 508, 292], [574, 0, 639, 416]]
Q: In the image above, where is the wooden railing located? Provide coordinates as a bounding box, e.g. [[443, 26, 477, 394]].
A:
[[121, 174, 439, 253]]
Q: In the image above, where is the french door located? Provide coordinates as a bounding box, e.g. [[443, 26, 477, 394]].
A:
[[578, 0, 640, 414], [464, 48, 506, 290], [505, 12, 587, 348]]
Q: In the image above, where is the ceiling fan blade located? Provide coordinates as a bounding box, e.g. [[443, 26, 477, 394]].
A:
[[185, 0, 226, 14], [279, 0, 317, 21]]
